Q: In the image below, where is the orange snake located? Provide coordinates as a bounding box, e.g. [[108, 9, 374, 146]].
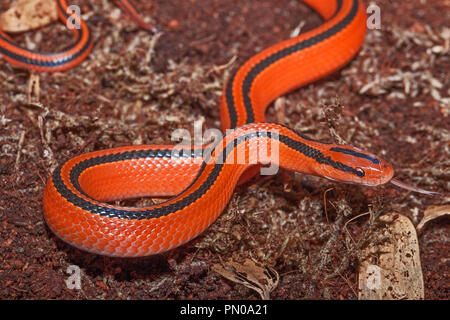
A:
[[0, 0, 438, 257]]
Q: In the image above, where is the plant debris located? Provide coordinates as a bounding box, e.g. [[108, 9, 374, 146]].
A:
[[0, 0, 447, 299], [212, 258, 279, 300], [358, 213, 424, 300]]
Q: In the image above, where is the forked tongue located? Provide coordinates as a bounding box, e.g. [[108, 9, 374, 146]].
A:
[[390, 178, 441, 195]]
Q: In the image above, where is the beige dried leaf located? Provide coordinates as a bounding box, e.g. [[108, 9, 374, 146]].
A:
[[0, 0, 58, 33], [417, 205, 450, 231], [212, 258, 279, 300], [358, 213, 424, 300]]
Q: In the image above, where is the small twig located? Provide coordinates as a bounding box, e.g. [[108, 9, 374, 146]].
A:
[[190, 34, 215, 46], [14, 130, 26, 171], [306, 197, 351, 298], [322, 187, 335, 224], [145, 31, 163, 65], [336, 270, 358, 298], [290, 21, 306, 38], [208, 55, 237, 76], [325, 202, 384, 281], [344, 211, 370, 245], [27, 72, 40, 104]]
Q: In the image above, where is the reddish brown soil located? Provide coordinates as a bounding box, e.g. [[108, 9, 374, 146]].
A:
[[0, 0, 448, 299]]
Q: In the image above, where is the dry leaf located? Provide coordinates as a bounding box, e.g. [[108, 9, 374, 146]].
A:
[[417, 205, 450, 231], [358, 213, 424, 300], [212, 258, 279, 300], [0, 0, 58, 33]]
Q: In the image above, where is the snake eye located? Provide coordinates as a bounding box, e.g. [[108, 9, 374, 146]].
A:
[[355, 167, 365, 177]]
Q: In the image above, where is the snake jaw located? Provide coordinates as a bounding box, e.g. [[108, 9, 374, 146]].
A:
[[389, 177, 441, 195]]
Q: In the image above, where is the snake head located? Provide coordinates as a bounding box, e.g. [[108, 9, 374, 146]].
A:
[[315, 145, 394, 186]]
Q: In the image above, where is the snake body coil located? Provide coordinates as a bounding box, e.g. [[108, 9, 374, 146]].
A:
[[1, 0, 400, 257]]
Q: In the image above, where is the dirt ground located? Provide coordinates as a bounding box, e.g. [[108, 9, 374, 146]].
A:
[[0, 0, 448, 299]]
